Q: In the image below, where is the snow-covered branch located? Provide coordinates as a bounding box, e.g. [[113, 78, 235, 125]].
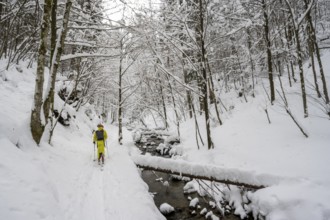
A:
[[132, 155, 294, 189], [60, 53, 120, 61]]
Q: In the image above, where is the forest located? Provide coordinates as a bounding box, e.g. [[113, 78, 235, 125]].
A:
[[1, 0, 329, 146], [1, 0, 330, 219]]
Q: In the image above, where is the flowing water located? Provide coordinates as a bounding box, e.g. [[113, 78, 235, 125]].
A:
[[135, 131, 254, 220]]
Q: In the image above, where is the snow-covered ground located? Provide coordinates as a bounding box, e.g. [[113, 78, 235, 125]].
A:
[[1, 51, 330, 220], [0, 61, 165, 220]]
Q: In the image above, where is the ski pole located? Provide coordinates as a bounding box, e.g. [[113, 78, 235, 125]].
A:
[[106, 141, 109, 158], [93, 142, 96, 161]]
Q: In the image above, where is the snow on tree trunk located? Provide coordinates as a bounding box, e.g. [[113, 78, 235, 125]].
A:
[[30, 0, 52, 144], [198, 0, 214, 149], [284, 0, 309, 118], [46, 0, 72, 143]]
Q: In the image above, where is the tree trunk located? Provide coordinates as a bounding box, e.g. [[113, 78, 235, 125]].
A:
[[44, 0, 72, 143], [286, 63, 292, 87], [294, 29, 309, 117], [118, 40, 123, 145], [198, 0, 213, 149], [166, 74, 181, 138], [284, 25, 297, 82], [43, 0, 57, 129], [183, 68, 193, 119], [304, 0, 330, 104], [206, 58, 222, 125], [304, 0, 321, 98], [158, 72, 168, 128], [30, 0, 52, 144], [247, 28, 255, 97], [262, 0, 275, 104], [197, 74, 204, 114], [50, 0, 57, 63], [308, 28, 321, 97], [284, 0, 309, 117]]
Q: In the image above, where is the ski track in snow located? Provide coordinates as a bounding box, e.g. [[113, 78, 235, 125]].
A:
[[60, 152, 117, 220], [74, 166, 105, 220], [55, 143, 152, 220]]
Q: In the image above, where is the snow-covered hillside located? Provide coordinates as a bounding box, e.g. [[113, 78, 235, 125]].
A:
[[1, 51, 330, 220], [0, 61, 165, 220]]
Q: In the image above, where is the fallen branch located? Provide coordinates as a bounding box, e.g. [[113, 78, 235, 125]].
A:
[[132, 155, 288, 190], [265, 108, 271, 124], [277, 75, 308, 138], [285, 107, 309, 138], [138, 164, 264, 189]]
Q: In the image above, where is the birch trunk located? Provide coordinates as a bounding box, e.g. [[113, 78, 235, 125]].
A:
[[30, 0, 52, 144], [44, 0, 72, 143]]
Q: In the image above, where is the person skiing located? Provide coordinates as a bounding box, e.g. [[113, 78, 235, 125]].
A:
[[93, 124, 108, 165]]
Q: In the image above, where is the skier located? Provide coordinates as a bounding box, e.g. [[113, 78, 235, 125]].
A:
[[93, 124, 108, 165]]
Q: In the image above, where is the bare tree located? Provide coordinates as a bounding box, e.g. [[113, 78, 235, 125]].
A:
[[30, 0, 52, 144]]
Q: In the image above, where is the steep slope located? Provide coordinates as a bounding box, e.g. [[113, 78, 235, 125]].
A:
[[0, 61, 165, 220]]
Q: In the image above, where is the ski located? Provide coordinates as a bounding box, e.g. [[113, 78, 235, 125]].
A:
[[94, 160, 104, 171]]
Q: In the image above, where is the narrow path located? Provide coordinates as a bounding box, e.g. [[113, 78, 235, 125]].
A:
[[60, 156, 107, 220], [51, 136, 165, 220]]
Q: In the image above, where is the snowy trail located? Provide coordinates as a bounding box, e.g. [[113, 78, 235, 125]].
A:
[[74, 166, 106, 220], [58, 151, 118, 220], [58, 155, 107, 220], [101, 145, 163, 220], [48, 133, 165, 220]]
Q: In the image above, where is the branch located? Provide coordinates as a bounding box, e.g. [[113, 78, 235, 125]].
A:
[[60, 53, 120, 61], [297, 0, 315, 27], [132, 155, 292, 189]]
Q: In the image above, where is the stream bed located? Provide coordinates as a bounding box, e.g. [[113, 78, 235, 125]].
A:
[[134, 129, 255, 220], [142, 170, 251, 220]]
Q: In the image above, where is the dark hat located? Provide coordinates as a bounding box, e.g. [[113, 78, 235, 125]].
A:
[[97, 124, 104, 127]]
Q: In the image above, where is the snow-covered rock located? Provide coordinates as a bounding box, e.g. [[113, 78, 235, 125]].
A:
[[205, 211, 219, 220], [183, 181, 198, 194], [159, 203, 175, 215], [132, 129, 142, 142], [200, 207, 208, 215], [189, 198, 199, 208]]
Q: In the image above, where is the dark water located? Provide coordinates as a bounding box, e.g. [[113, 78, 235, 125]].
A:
[[135, 131, 253, 220], [141, 170, 251, 220]]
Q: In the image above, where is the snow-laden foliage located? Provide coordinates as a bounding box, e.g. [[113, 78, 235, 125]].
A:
[[1, 0, 330, 219]]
